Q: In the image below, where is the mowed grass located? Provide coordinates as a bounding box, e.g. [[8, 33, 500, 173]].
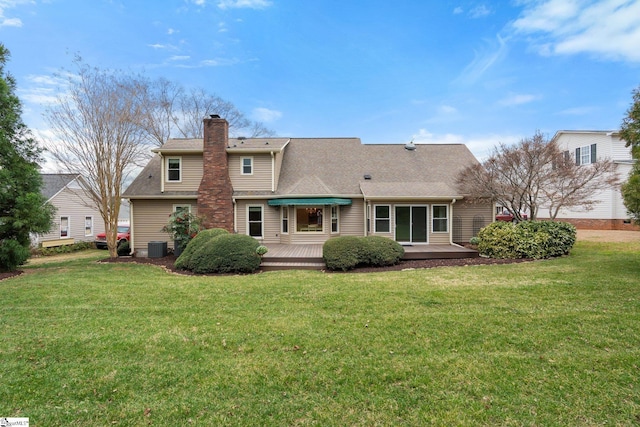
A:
[[1, 241, 639, 426]]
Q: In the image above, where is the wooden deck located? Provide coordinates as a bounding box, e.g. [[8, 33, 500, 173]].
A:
[[260, 243, 478, 271]]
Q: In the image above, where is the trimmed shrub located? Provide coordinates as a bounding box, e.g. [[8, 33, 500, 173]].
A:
[[0, 239, 30, 272], [362, 236, 405, 267], [117, 240, 130, 256], [188, 234, 261, 274], [175, 228, 229, 270], [477, 220, 576, 259], [323, 236, 404, 271], [323, 236, 366, 271]]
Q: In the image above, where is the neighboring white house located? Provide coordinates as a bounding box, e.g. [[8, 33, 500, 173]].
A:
[[33, 174, 106, 247], [537, 131, 637, 230]]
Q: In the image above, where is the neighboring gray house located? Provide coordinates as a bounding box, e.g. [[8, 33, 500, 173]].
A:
[[34, 174, 105, 247], [537, 130, 638, 230], [123, 117, 494, 256]]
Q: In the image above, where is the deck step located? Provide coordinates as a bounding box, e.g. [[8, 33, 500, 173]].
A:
[[260, 261, 326, 271]]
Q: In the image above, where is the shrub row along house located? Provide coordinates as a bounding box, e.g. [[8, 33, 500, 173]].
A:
[[122, 116, 492, 256]]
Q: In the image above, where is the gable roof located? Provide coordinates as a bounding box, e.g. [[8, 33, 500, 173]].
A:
[[124, 137, 479, 200], [41, 173, 81, 201]]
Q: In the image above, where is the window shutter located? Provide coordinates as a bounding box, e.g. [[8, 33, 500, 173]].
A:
[[575, 147, 581, 165], [563, 150, 570, 165], [591, 144, 597, 163]]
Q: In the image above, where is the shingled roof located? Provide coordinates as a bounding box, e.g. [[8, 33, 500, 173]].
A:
[[40, 174, 81, 200], [124, 137, 478, 199]]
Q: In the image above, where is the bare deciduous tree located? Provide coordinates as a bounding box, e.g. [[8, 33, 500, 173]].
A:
[[457, 131, 619, 221], [44, 60, 152, 258]]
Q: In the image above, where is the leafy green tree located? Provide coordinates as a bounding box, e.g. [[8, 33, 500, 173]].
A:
[[620, 85, 640, 224], [0, 44, 55, 271]]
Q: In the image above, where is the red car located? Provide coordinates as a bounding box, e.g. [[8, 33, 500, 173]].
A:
[[95, 225, 130, 249], [495, 211, 528, 222]]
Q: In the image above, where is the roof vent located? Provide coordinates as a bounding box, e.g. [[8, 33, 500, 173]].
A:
[[210, 114, 221, 119], [364, 174, 372, 180], [237, 136, 247, 140], [404, 140, 416, 151], [265, 141, 269, 145]]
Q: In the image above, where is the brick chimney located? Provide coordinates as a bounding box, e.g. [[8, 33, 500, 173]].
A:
[[197, 115, 234, 232]]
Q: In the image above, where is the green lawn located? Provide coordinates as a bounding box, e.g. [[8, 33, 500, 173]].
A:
[[1, 241, 639, 426]]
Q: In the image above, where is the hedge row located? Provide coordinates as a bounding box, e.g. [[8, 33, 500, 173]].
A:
[[323, 236, 404, 271], [476, 220, 576, 259]]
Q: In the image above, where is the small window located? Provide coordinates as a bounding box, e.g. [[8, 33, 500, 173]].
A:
[[374, 205, 390, 233], [60, 216, 69, 238], [281, 207, 289, 234], [85, 216, 93, 237], [575, 144, 597, 165], [241, 157, 253, 175], [331, 206, 339, 233], [432, 205, 448, 232], [248, 206, 263, 237], [167, 158, 181, 181]]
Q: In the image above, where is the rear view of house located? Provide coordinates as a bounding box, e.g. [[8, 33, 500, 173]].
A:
[[34, 174, 105, 247], [123, 116, 493, 256]]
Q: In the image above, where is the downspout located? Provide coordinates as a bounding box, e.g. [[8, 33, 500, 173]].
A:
[[450, 199, 456, 244], [364, 199, 370, 236], [160, 153, 165, 193], [129, 200, 134, 255], [233, 198, 237, 234], [271, 151, 275, 192]]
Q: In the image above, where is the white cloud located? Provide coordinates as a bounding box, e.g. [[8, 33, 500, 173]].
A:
[[412, 128, 522, 160], [453, 6, 463, 14], [200, 57, 240, 66], [469, 4, 491, 18], [498, 93, 541, 106], [1, 17, 21, 27], [0, 0, 32, 28], [168, 55, 190, 61], [217, 0, 272, 10], [167, 28, 177, 35], [512, 0, 640, 63], [455, 34, 508, 85], [253, 107, 282, 122]]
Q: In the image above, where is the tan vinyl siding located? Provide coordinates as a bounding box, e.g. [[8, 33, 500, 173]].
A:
[[130, 199, 197, 254], [452, 200, 493, 242], [163, 154, 203, 192], [39, 187, 105, 243], [274, 151, 284, 191], [337, 199, 365, 236], [229, 154, 272, 191]]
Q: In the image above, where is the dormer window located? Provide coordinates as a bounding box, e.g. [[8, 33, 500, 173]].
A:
[[167, 157, 181, 182], [241, 157, 253, 175]]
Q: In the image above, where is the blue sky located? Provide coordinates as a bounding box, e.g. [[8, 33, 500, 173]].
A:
[[2, 0, 640, 162]]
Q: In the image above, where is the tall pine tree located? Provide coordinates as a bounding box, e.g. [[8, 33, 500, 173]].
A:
[[0, 44, 54, 271]]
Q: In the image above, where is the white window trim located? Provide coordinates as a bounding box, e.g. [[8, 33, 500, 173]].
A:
[[579, 145, 591, 165], [432, 204, 449, 233], [60, 216, 70, 238], [373, 204, 391, 233], [166, 157, 182, 182], [173, 204, 192, 213], [331, 205, 339, 234], [295, 206, 324, 233], [84, 216, 93, 237], [247, 204, 264, 238], [241, 156, 254, 175], [281, 206, 289, 234]]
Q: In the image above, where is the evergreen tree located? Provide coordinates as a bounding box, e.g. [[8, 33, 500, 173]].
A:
[[0, 44, 54, 271], [620, 85, 640, 224]]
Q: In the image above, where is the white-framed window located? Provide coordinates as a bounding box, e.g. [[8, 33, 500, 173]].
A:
[[281, 207, 289, 234], [248, 205, 263, 238], [173, 204, 191, 214], [331, 205, 339, 233], [60, 216, 69, 238], [296, 207, 323, 232], [576, 144, 596, 165], [241, 157, 253, 175], [84, 216, 93, 237], [167, 157, 182, 182], [432, 205, 448, 233], [374, 205, 390, 233]]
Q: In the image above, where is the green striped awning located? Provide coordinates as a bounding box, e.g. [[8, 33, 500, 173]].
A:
[[267, 198, 352, 206]]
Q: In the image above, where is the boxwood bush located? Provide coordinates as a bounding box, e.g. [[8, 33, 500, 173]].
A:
[[175, 228, 229, 270], [187, 233, 261, 274], [323, 236, 404, 271], [476, 220, 576, 259]]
